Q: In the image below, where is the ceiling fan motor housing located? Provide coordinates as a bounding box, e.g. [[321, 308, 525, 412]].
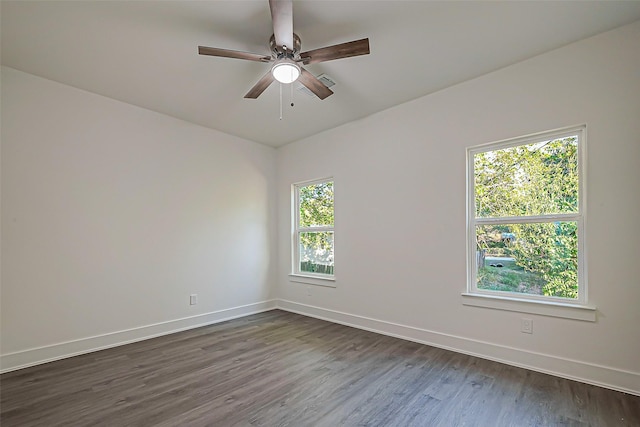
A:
[[270, 33, 301, 59]]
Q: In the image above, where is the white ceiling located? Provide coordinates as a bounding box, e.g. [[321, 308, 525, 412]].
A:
[[3, 1, 640, 147]]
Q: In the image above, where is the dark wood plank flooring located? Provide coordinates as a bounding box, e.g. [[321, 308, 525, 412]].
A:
[[2, 310, 639, 426]]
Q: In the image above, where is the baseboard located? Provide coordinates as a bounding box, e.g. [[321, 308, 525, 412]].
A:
[[0, 300, 277, 374], [4, 299, 637, 396], [276, 299, 640, 396]]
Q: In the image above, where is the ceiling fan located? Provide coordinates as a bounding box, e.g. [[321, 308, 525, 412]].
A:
[[198, 0, 370, 100]]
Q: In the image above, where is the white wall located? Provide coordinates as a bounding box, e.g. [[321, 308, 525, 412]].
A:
[[276, 21, 640, 394], [1, 67, 277, 370], [2, 21, 639, 393]]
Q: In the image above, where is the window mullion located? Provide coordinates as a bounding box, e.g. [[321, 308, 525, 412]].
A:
[[298, 226, 334, 233], [475, 213, 580, 225]]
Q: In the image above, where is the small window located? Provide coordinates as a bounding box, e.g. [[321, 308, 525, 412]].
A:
[[467, 126, 585, 304], [293, 179, 334, 278]]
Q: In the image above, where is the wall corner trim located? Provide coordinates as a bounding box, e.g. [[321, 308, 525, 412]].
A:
[[0, 300, 278, 374], [276, 299, 640, 396]]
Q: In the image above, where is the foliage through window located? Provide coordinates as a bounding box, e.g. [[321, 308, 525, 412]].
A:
[[468, 127, 585, 303], [293, 179, 334, 277]]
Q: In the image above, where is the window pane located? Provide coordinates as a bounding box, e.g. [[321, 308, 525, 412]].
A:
[[474, 137, 578, 218], [299, 231, 334, 275], [475, 222, 578, 299], [299, 181, 334, 227]]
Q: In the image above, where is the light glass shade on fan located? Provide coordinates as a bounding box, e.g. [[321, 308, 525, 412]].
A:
[[272, 59, 301, 84]]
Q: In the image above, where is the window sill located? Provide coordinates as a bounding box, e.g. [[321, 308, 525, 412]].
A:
[[289, 274, 336, 288], [461, 293, 596, 322]]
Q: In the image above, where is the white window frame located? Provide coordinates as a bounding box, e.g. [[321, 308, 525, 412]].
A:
[[464, 126, 594, 320], [290, 177, 335, 285]]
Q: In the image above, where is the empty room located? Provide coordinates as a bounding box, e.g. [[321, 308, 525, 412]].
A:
[[2, 1, 639, 425]]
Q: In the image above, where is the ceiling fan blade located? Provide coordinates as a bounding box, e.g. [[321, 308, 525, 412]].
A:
[[198, 46, 271, 62], [269, 0, 294, 52], [300, 38, 370, 65], [298, 68, 333, 100], [244, 71, 276, 99]]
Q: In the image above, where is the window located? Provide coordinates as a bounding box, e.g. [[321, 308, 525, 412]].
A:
[[293, 178, 334, 279], [467, 126, 585, 305]]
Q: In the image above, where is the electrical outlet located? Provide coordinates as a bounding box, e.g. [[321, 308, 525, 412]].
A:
[[190, 294, 198, 305], [307, 286, 312, 296], [521, 318, 533, 334]]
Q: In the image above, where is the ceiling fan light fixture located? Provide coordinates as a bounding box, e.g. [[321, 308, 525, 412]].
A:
[[271, 59, 301, 84]]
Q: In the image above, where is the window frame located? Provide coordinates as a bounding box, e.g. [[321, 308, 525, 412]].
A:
[[466, 126, 587, 306], [291, 177, 335, 282]]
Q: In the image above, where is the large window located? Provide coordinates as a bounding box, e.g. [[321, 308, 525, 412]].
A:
[[467, 126, 585, 304], [293, 178, 334, 278]]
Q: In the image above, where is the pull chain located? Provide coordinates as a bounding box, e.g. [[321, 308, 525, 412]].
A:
[[290, 81, 294, 107], [279, 81, 294, 120], [279, 82, 283, 120]]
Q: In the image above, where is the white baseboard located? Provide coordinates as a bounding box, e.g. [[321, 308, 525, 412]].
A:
[[0, 300, 277, 374], [276, 299, 640, 396], [4, 298, 638, 396]]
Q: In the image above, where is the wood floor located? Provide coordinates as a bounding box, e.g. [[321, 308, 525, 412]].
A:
[[1, 310, 639, 426]]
